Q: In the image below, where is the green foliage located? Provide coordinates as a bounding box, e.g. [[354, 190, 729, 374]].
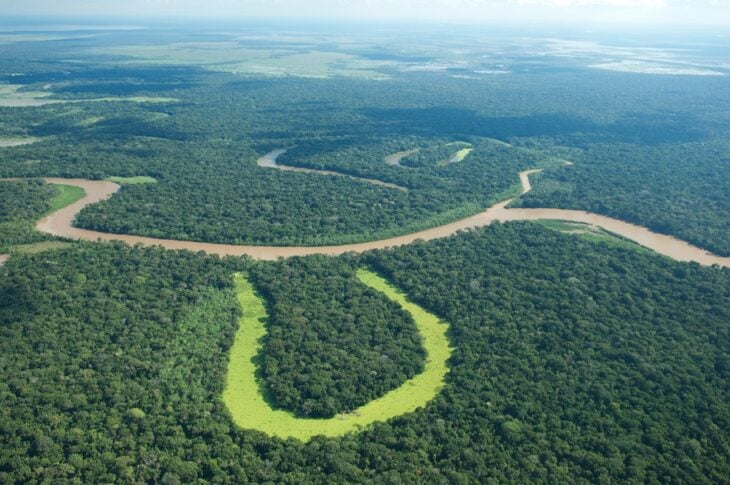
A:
[[365, 222, 730, 482], [516, 140, 730, 256], [0, 243, 239, 483], [127, 408, 146, 420], [1, 226, 729, 482], [248, 257, 426, 418], [499, 420, 525, 443], [0, 179, 52, 221], [0, 179, 55, 251], [2, 42, 727, 251], [533, 219, 649, 253], [9, 241, 74, 254], [222, 268, 450, 439], [47, 183, 85, 214], [400, 142, 471, 168], [0, 180, 84, 252], [1, 29, 730, 483]]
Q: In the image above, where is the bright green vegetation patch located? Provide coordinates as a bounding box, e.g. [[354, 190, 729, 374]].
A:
[[106, 176, 158, 185], [533, 219, 584, 232], [219, 51, 390, 80], [400, 142, 473, 168], [144, 112, 170, 122], [222, 269, 452, 441], [533, 219, 649, 253], [447, 147, 474, 164], [76, 116, 105, 127], [47, 184, 85, 214], [2, 227, 730, 482]]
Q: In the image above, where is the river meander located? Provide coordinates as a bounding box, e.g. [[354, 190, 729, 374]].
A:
[[23, 164, 729, 267]]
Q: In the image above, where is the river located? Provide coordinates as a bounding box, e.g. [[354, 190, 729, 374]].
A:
[[27, 166, 729, 267]]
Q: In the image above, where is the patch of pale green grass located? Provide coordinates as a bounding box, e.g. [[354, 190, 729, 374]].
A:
[[533, 219, 649, 253], [76, 116, 105, 127], [450, 147, 473, 162], [105, 176, 157, 185], [47, 184, 85, 214], [0, 137, 41, 147], [0, 84, 54, 107], [223, 269, 452, 441], [534, 219, 589, 232], [99, 43, 390, 79]]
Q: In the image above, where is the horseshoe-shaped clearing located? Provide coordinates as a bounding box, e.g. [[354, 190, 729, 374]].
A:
[[222, 269, 452, 441]]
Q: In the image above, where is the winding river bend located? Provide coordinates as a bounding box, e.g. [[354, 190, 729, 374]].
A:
[[257, 149, 408, 191], [223, 269, 452, 440], [384, 148, 418, 167], [16, 161, 730, 267]]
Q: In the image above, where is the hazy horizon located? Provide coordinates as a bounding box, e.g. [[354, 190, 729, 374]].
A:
[[1, 0, 729, 29]]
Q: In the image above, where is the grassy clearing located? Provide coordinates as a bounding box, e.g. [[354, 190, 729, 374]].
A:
[[76, 116, 105, 127], [144, 112, 170, 122], [223, 269, 452, 441], [449, 147, 473, 163], [534, 219, 649, 253], [99, 43, 390, 79], [0, 85, 177, 107], [47, 184, 86, 215], [534, 219, 586, 232], [0, 84, 55, 107], [0, 137, 42, 147], [105, 176, 157, 185]]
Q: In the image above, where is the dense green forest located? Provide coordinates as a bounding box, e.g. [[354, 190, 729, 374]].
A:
[[1, 29, 729, 250], [1, 223, 728, 482], [399, 142, 471, 168], [0, 179, 57, 251], [514, 139, 730, 256], [248, 256, 425, 418], [1, 26, 729, 483]]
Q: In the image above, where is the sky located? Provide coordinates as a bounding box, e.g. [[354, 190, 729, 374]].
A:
[[1, 0, 729, 27]]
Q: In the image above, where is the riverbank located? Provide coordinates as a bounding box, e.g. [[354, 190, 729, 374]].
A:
[[29, 171, 730, 266]]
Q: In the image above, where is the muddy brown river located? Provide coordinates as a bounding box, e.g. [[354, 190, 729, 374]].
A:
[[26, 169, 729, 267]]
